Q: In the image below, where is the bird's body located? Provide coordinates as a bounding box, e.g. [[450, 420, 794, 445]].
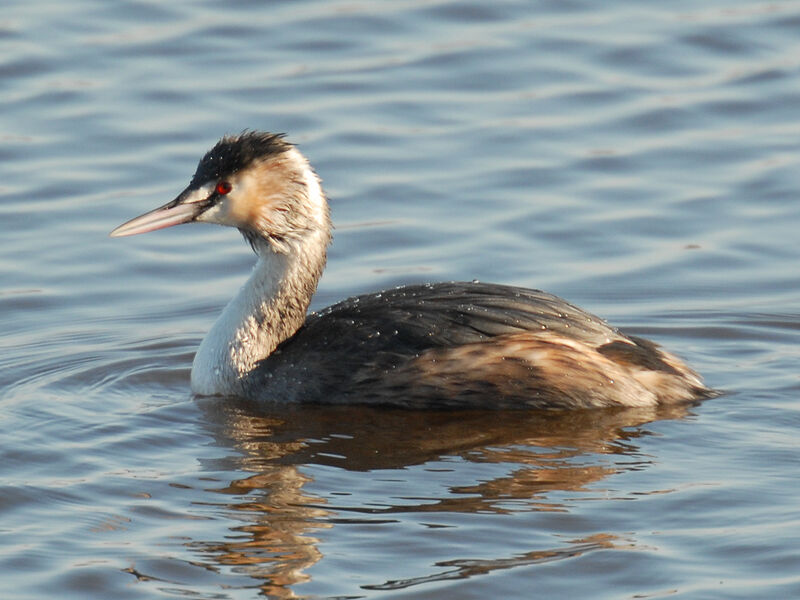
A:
[[112, 131, 712, 409]]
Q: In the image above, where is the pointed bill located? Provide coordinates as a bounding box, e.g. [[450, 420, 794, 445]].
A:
[[109, 185, 213, 237]]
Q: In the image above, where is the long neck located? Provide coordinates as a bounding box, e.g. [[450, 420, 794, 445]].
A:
[[190, 223, 329, 397], [189, 144, 331, 397]]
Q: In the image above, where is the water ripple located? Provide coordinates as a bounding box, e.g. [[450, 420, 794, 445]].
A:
[[1, 0, 799, 598]]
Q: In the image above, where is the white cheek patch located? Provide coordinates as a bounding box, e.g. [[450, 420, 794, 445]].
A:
[[192, 182, 233, 226], [197, 202, 224, 224], [185, 182, 216, 205]]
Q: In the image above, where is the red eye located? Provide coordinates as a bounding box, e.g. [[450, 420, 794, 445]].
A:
[[216, 181, 232, 195]]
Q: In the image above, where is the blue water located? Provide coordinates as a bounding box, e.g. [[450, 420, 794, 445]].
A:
[[1, 1, 799, 598]]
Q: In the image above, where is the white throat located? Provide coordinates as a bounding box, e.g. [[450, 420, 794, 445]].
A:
[[191, 251, 285, 396]]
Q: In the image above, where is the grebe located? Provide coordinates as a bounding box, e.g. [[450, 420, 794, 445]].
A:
[[111, 131, 712, 409]]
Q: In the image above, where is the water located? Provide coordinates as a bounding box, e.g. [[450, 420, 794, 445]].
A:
[[2, 0, 799, 597]]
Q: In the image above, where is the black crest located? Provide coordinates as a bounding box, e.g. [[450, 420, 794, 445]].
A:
[[191, 131, 292, 185]]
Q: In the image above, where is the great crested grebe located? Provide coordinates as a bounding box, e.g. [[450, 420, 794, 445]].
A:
[[111, 131, 713, 409]]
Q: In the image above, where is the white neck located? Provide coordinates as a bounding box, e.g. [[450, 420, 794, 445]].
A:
[[190, 230, 328, 396], [190, 152, 330, 397]]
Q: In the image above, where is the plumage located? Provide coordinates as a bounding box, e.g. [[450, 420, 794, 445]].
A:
[[111, 131, 714, 409]]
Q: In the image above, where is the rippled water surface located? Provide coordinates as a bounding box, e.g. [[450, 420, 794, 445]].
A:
[[2, 1, 799, 598]]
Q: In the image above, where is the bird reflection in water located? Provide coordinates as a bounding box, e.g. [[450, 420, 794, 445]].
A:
[[183, 401, 693, 596]]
